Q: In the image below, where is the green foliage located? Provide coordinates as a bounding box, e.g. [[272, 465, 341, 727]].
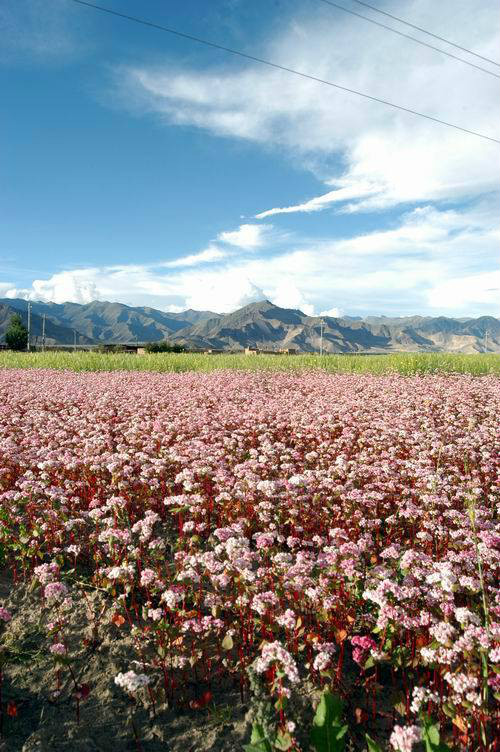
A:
[[144, 341, 186, 353], [365, 734, 383, 752], [5, 314, 28, 351], [421, 716, 452, 752], [244, 723, 274, 752], [310, 690, 348, 752], [274, 730, 294, 751], [0, 350, 499, 374], [246, 665, 278, 748]]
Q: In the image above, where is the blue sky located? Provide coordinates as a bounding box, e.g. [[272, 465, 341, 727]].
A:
[[1, 0, 499, 316]]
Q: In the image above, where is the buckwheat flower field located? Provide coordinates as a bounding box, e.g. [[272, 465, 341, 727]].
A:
[[0, 369, 498, 751]]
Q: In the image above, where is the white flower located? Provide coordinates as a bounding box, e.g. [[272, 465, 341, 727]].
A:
[[114, 670, 150, 693], [253, 641, 299, 684], [313, 652, 331, 672]]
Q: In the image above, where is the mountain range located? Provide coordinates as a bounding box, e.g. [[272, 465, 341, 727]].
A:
[[0, 299, 217, 347], [1, 298, 499, 353]]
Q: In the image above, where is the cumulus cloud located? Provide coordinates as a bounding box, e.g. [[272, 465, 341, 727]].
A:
[[9, 200, 499, 317], [5, 270, 99, 304], [272, 280, 315, 316], [217, 223, 270, 248], [180, 275, 264, 313], [320, 307, 342, 318], [117, 0, 500, 213]]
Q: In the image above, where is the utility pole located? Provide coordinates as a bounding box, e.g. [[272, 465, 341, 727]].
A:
[[73, 330, 77, 352], [27, 302, 31, 352], [319, 319, 324, 356], [485, 328, 489, 352], [42, 314, 46, 352]]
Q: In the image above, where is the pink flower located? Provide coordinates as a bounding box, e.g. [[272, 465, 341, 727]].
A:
[[351, 635, 377, 665], [139, 569, 157, 587], [254, 532, 275, 549], [44, 582, 69, 605], [277, 609, 297, 630], [254, 641, 299, 684], [0, 607, 12, 622], [34, 563, 59, 584], [313, 652, 332, 672], [50, 643, 67, 655], [148, 607, 163, 621], [390, 725, 421, 752]]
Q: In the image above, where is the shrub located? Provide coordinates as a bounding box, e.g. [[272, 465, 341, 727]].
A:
[[5, 313, 28, 351], [144, 341, 186, 353]]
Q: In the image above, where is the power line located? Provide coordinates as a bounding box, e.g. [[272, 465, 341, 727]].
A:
[[70, 0, 500, 144], [316, 0, 500, 79], [351, 0, 500, 68]]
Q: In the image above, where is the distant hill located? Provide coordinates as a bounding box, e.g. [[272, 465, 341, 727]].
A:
[[0, 299, 218, 344], [1, 298, 498, 353], [174, 300, 500, 354], [0, 303, 94, 346]]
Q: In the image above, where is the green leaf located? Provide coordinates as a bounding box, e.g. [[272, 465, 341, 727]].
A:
[[441, 703, 455, 719], [426, 724, 440, 746], [275, 730, 293, 750], [365, 734, 383, 752], [274, 694, 288, 711], [421, 716, 452, 752], [244, 724, 274, 752], [222, 633, 234, 651], [310, 690, 348, 752], [394, 701, 407, 717]]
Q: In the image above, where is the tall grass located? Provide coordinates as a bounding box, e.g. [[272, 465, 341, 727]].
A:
[[0, 350, 499, 374]]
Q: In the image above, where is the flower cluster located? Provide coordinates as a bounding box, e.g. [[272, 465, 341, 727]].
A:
[[254, 641, 300, 685], [114, 670, 150, 693]]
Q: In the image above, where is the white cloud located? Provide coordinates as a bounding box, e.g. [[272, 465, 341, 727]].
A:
[[117, 0, 499, 213], [5, 270, 99, 304], [272, 280, 315, 315], [427, 271, 500, 311], [162, 246, 227, 268], [158, 223, 275, 270], [9, 200, 499, 317], [320, 307, 342, 318], [218, 223, 270, 248], [180, 275, 264, 313], [255, 181, 379, 218]]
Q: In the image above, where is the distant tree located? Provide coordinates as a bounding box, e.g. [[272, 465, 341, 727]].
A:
[[5, 314, 28, 351], [145, 341, 186, 353]]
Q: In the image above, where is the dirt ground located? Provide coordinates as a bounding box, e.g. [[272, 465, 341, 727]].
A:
[[0, 579, 250, 752]]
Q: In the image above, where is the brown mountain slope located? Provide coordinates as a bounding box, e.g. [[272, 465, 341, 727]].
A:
[[174, 301, 500, 353]]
